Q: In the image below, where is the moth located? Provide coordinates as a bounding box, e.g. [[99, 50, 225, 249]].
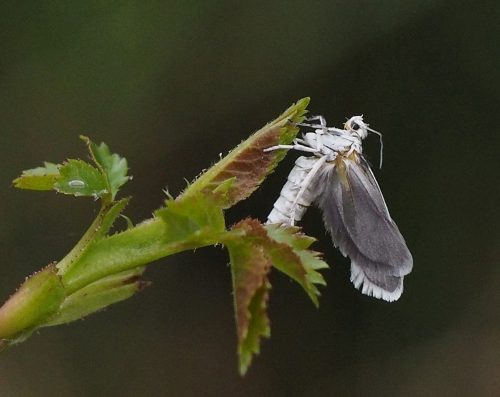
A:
[[264, 115, 413, 301]]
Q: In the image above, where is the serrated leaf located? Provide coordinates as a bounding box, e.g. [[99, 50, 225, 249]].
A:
[[227, 219, 272, 375], [228, 220, 327, 307], [265, 224, 329, 306], [156, 190, 226, 244], [54, 159, 108, 198], [13, 162, 61, 190], [182, 98, 310, 208], [225, 219, 327, 374], [81, 136, 129, 200], [238, 282, 270, 375], [95, 198, 131, 239]]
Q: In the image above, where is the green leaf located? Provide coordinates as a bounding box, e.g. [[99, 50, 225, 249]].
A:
[[227, 219, 272, 375], [265, 224, 329, 306], [156, 189, 227, 243], [81, 136, 130, 200], [228, 220, 328, 307], [239, 282, 270, 375], [54, 159, 108, 198], [224, 218, 328, 374], [13, 137, 129, 202], [13, 162, 61, 190], [45, 267, 147, 326], [0, 264, 64, 340], [182, 97, 310, 208], [95, 198, 131, 239]]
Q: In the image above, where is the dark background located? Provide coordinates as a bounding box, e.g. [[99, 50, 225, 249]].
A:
[[0, 1, 498, 396]]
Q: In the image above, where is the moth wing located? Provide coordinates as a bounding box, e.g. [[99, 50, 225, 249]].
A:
[[315, 156, 413, 301]]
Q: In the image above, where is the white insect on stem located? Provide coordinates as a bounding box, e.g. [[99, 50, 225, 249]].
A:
[[265, 115, 414, 303], [266, 114, 373, 226]]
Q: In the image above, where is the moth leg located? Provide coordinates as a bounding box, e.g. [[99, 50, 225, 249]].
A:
[[263, 143, 318, 154], [298, 116, 347, 136], [297, 131, 324, 152], [325, 127, 347, 135], [307, 115, 326, 124], [305, 115, 327, 126], [290, 155, 329, 225], [297, 116, 328, 152], [296, 115, 328, 130]]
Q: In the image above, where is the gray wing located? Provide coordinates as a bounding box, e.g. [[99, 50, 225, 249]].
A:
[[314, 156, 413, 301]]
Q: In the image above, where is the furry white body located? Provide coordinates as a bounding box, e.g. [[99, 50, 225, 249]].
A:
[[267, 156, 320, 225], [266, 128, 363, 226], [264, 115, 412, 302]]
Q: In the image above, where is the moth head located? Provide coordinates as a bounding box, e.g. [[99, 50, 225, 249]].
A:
[[345, 115, 369, 139], [345, 115, 384, 169]]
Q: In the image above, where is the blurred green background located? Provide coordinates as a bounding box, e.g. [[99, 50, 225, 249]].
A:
[[1, 1, 498, 396]]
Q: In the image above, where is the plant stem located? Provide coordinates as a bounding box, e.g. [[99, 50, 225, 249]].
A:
[[61, 217, 221, 294]]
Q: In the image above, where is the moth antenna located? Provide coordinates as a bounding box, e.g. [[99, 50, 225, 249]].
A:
[[368, 127, 383, 169]]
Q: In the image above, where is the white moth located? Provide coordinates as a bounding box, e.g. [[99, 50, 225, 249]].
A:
[[264, 115, 413, 302]]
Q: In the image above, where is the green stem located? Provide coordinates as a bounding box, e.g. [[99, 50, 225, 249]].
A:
[[61, 217, 222, 294], [56, 202, 110, 274]]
